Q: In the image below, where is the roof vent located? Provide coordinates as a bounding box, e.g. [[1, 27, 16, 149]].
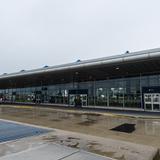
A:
[[76, 59, 81, 63], [43, 65, 49, 68], [3, 73, 7, 75], [20, 70, 25, 72], [125, 51, 130, 54]]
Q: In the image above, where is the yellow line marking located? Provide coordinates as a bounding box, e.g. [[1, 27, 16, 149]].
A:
[[12, 106, 33, 109]]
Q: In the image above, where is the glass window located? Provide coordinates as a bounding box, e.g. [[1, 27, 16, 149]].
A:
[[108, 80, 124, 107], [96, 87, 107, 106], [124, 77, 141, 108]]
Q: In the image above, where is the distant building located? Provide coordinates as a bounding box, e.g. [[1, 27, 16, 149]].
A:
[[0, 48, 160, 112]]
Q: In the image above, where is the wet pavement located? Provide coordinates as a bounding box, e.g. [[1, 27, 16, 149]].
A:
[[0, 105, 160, 160], [0, 105, 160, 148]]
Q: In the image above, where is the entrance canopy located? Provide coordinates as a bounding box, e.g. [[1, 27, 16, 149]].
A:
[[1, 48, 160, 89]]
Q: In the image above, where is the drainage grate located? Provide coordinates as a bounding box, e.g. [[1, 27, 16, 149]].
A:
[[111, 123, 136, 133], [0, 120, 50, 143]]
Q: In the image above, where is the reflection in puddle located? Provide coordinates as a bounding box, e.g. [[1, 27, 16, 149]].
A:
[[77, 114, 98, 126], [78, 119, 97, 126]]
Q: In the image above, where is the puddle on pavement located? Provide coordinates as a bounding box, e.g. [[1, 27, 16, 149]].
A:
[[77, 119, 97, 126], [111, 123, 136, 133], [77, 114, 99, 126]]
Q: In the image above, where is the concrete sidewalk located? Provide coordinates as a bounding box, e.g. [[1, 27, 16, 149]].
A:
[[0, 143, 113, 160]]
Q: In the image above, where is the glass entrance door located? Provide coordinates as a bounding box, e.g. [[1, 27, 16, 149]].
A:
[[69, 94, 75, 106], [69, 94, 88, 107], [152, 94, 160, 110], [144, 93, 160, 111], [81, 94, 87, 106]]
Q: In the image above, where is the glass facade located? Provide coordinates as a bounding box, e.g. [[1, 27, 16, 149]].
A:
[[0, 74, 160, 110]]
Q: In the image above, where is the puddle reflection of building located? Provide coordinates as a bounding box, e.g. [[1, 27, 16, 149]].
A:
[[80, 114, 97, 122], [144, 121, 160, 136], [134, 120, 145, 135]]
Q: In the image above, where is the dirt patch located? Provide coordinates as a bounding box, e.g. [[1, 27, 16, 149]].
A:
[[43, 135, 58, 142], [87, 142, 116, 158], [50, 119, 62, 122], [67, 137, 81, 140], [67, 142, 79, 148]]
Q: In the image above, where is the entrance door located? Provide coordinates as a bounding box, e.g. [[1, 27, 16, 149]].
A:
[[68, 89, 88, 107], [35, 94, 41, 103], [144, 93, 160, 111], [152, 94, 160, 110], [69, 94, 88, 107], [69, 94, 75, 106], [81, 94, 87, 106]]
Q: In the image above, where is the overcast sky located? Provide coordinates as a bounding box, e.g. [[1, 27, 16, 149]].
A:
[[0, 0, 160, 74]]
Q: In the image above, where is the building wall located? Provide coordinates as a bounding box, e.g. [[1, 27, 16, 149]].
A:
[[0, 74, 160, 109]]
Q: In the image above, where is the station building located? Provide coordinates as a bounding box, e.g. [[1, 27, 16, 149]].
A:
[[0, 48, 160, 112]]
